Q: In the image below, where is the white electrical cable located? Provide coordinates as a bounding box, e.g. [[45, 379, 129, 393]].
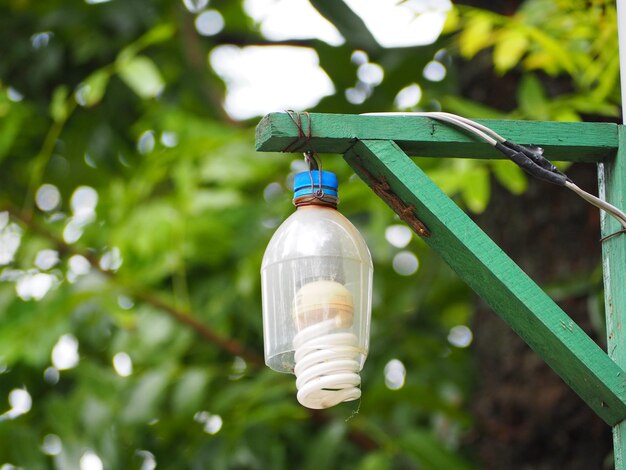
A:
[[362, 111, 626, 231], [363, 111, 499, 145], [430, 112, 507, 142], [566, 181, 626, 229], [293, 318, 361, 409], [370, 111, 507, 143]]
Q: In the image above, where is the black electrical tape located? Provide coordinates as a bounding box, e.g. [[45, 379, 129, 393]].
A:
[[503, 140, 558, 172], [495, 142, 567, 186], [503, 140, 571, 182]]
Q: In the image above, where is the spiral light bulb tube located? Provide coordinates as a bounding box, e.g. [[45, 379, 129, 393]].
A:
[[292, 280, 362, 409], [293, 319, 361, 409]]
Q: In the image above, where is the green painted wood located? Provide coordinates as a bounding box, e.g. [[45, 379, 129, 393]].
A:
[[599, 126, 626, 466], [256, 112, 618, 162], [342, 139, 626, 426]]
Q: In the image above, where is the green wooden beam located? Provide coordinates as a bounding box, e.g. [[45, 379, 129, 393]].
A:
[[599, 126, 626, 465], [256, 112, 618, 162], [343, 139, 626, 426]]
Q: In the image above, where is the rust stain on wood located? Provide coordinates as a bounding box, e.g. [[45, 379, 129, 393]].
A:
[[353, 159, 431, 238]]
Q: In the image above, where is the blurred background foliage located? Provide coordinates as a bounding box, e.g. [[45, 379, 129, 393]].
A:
[[0, 0, 620, 468]]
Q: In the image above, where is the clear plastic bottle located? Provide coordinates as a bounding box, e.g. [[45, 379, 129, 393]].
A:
[[261, 170, 373, 409]]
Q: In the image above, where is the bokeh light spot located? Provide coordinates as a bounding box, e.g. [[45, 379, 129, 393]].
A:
[[160, 131, 179, 148], [183, 0, 208, 13], [392, 251, 419, 276], [7, 87, 23, 102], [36, 184, 61, 212], [194, 411, 223, 434], [70, 186, 98, 219], [263, 182, 283, 203], [357, 62, 384, 86], [394, 83, 422, 109], [35, 249, 60, 270], [423, 60, 447, 82], [16, 272, 55, 301], [195, 10, 224, 36], [447, 325, 473, 348], [8, 388, 32, 417], [0, 222, 22, 266], [113, 352, 133, 377], [42, 434, 63, 456], [385, 225, 412, 248], [51, 334, 79, 370], [80, 451, 103, 470], [350, 50, 369, 65], [137, 130, 156, 155], [30, 31, 53, 49], [384, 359, 406, 390], [44, 367, 60, 385], [100, 247, 122, 272]]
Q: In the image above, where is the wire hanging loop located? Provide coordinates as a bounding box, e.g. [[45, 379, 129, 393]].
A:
[[284, 110, 313, 153], [284, 110, 328, 203], [304, 150, 324, 199]]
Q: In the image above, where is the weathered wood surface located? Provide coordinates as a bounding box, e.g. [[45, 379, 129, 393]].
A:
[[599, 126, 626, 464], [342, 139, 626, 426], [256, 112, 618, 162]]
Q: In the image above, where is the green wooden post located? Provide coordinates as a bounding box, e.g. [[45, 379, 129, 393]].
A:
[[599, 126, 626, 468], [256, 112, 626, 458]]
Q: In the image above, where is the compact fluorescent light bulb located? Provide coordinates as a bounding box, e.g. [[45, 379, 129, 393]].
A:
[[261, 170, 373, 409]]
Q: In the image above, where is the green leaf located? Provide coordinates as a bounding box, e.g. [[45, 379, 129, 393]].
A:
[[553, 109, 580, 122], [521, 24, 578, 75], [491, 160, 528, 195], [590, 54, 620, 102], [117, 55, 164, 99], [78, 69, 110, 107], [302, 422, 347, 470], [461, 166, 490, 213], [494, 29, 528, 74], [123, 369, 171, 424], [568, 95, 619, 117], [171, 368, 210, 416], [117, 23, 175, 65], [441, 95, 506, 119], [190, 189, 243, 212], [427, 166, 464, 194], [400, 430, 474, 469], [459, 15, 493, 59], [0, 101, 27, 164], [440, 302, 472, 328], [517, 74, 548, 120], [358, 452, 392, 470], [442, 6, 460, 34]]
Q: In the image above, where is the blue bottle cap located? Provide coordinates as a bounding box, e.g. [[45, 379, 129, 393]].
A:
[[293, 170, 338, 199]]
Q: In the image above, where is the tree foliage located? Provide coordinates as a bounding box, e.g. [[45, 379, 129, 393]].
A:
[[0, 0, 619, 468]]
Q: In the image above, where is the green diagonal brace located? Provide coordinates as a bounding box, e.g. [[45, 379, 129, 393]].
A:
[[346, 139, 626, 425], [255, 112, 626, 426]]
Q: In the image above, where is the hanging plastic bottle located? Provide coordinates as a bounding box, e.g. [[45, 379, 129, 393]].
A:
[[261, 169, 373, 409]]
